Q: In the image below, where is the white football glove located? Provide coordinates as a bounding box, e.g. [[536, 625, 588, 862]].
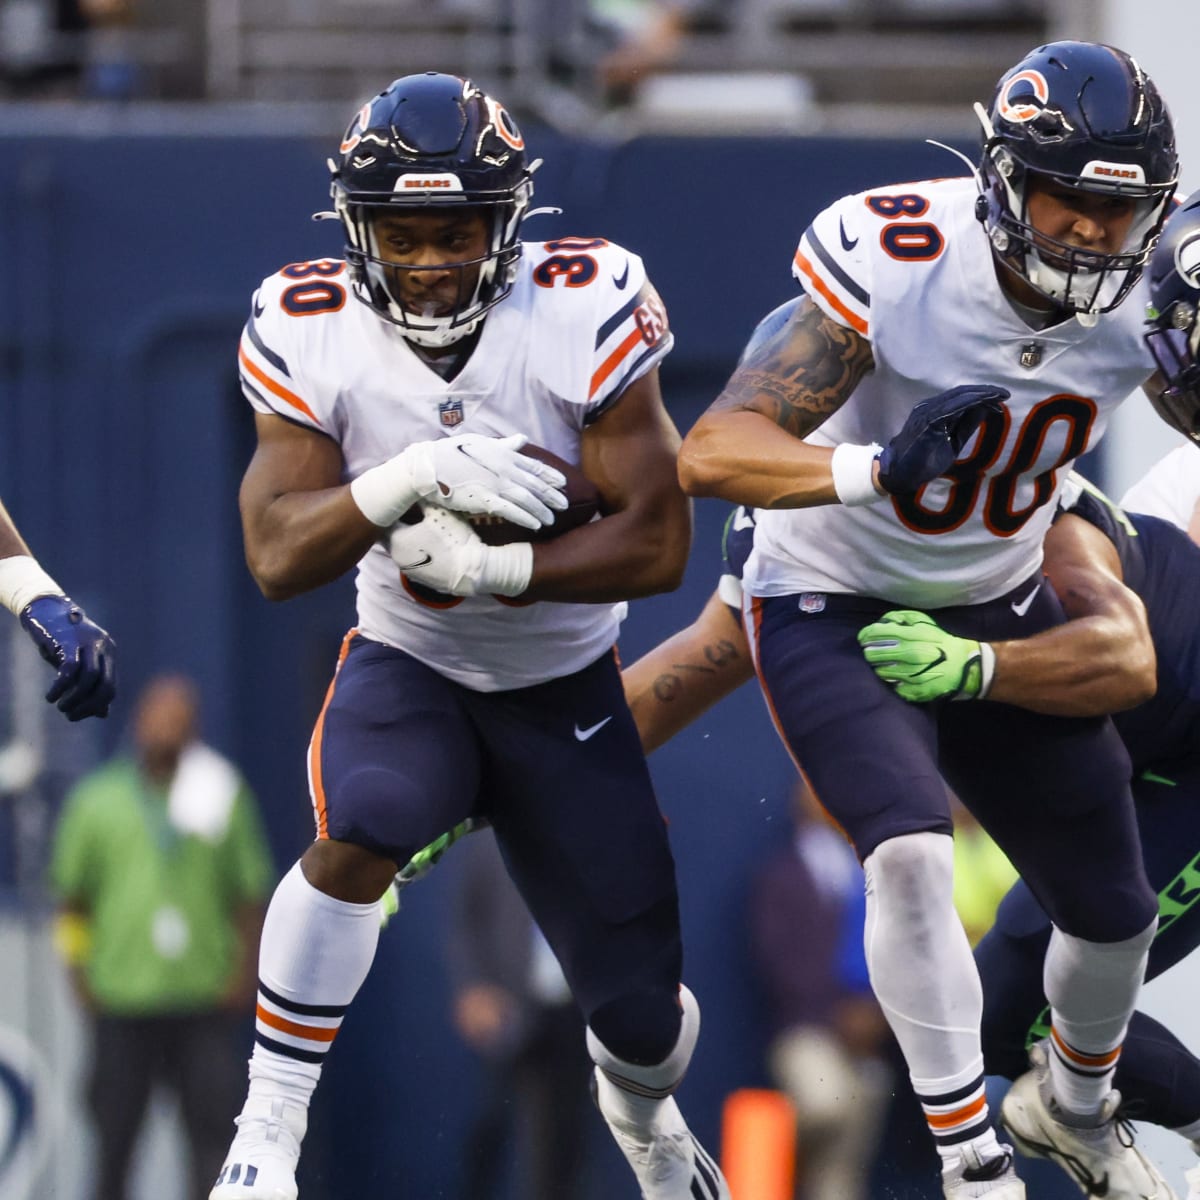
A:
[[351, 433, 567, 532], [387, 506, 533, 597]]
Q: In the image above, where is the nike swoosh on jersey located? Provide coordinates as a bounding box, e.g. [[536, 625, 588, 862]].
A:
[[839, 218, 858, 252], [396, 554, 433, 571], [1011, 581, 1042, 617], [253, 294, 265, 318], [613, 260, 630, 289], [574, 716, 612, 742]]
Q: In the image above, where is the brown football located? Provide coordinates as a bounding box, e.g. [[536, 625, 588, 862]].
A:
[[397, 444, 602, 545], [469, 444, 602, 545]]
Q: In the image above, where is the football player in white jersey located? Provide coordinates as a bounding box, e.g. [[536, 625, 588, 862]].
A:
[[0, 499, 115, 720], [678, 41, 1180, 1200], [210, 73, 729, 1200]]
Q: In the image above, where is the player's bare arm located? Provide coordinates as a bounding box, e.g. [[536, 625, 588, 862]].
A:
[[0, 501, 33, 560], [986, 514, 1155, 717], [677, 296, 874, 508], [239, 412, 379, 601], [623, 588, 754, 754], [864, 513, 1157, 716], [519, 367, 692, 603]]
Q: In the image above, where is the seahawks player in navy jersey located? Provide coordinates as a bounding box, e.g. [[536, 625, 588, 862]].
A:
[[0, 498, 115, 721]]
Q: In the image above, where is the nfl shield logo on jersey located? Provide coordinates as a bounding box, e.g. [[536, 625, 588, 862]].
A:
[[439, 398, 464, 428], [1019, 341, 1044, 369], [798, 593, 826, 614]]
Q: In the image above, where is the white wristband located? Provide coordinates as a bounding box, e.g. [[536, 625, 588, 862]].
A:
[[479, 543, 533, 597], [350, 449, 430, 528], [0, 555, 64, 616], [830, 442, 884, 507], [977, 641, 996, 699]]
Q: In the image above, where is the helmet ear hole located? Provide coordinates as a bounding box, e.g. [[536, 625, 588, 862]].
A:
[[328, 72, 534, 347]]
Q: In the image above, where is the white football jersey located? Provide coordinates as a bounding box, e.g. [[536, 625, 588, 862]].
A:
[[1119, 441, 1200, 531], [238, 237, 672, 690], [747, 176, 1157, 608]]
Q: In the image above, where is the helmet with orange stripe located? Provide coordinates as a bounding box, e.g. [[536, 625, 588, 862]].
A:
[[1145, 192, 1200, 444], [329, 72, 534, 348], [975, 41, 1177, 316]]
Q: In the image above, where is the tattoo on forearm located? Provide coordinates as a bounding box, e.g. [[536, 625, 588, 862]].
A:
[[651, 639, 741, 702], [709, 299, 872, 437]]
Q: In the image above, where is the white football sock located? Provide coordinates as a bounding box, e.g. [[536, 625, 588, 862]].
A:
[[1043, 920, 1155, 1117], [245, 861, 382, 1110], [588, 984, 699, 1130], [864, 833, 992, 1153]]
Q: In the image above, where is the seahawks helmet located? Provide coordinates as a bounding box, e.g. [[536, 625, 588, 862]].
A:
[[1145, 192, 1200, 444], [975, 41, 1177, 315], [329, 72, 533, 347]]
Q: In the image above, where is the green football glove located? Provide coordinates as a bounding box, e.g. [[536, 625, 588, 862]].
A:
[[857, 610, 994, 703], [380, 818, 483, 930]]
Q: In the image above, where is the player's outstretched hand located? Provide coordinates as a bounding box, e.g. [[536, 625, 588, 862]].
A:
[[388, 505, 532, 597], [877, 385, 1009, 495], [20, 596, 117, 721], [858, 609, 989, 702]]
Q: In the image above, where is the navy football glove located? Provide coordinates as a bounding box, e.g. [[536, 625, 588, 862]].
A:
[[877, 385, 1009, 495], [20, 596, 116, 721]]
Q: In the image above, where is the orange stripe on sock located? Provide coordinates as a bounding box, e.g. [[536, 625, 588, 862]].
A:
[[256, 1004, 339, 1043], [925, 1094, 986, 1131], [1051, 1026, 1122, 1068]]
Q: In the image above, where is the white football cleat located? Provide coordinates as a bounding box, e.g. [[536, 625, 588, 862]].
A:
[[1001, 1043, 1177, 1199], [209, 1095, 306, 1200], [592, 1068, 729, 1199], [942, 1144, 1026, 1198]]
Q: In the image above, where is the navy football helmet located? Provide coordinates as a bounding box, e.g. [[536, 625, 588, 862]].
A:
[[976, 41, 1177, 316], [329, 72, 533, 347], [1145, 192, 1200, 444]]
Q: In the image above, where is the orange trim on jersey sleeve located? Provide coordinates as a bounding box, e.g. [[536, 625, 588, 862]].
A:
[[256, 1005, 339, 1043], [309, 629, 358, 840], [589, 327, 645, 399], [792, 249, 869, 336], [239, 345, 322, 426]]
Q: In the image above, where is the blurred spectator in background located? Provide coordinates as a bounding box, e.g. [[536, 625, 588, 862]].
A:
[[77, 0, 140, 99], [448, 827, 593, 1200], [592, 0, 704, 104], [0, 0, 89, 97], [747, 778, 892, 1200], [49, 673, 274, 1200]]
